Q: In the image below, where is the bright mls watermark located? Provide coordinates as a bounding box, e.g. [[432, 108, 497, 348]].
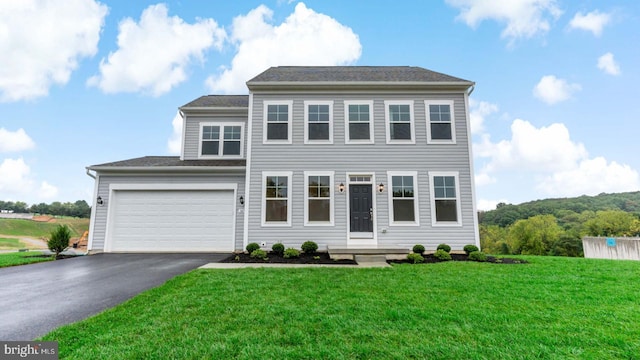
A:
[[1, 342, 58, 359]]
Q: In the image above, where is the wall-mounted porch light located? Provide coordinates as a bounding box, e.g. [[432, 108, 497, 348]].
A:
[[96, 196, 104, 206], [239, 195, 245, 205], [338, 183, 345, 193], [378, 183, 385, 193]]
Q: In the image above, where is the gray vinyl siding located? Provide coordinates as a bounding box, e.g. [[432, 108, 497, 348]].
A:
[[246, 92, 477, 251], [90, 173, 245, 252], [183, 114, 248, 160]]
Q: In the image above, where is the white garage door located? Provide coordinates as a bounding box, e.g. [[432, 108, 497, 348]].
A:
[[107, 190, 235, 252]]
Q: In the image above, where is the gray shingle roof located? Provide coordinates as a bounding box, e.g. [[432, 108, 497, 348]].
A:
[[181, 95, 249, 108], [248, 66, 472, 83], [89, 156, 246, 168]]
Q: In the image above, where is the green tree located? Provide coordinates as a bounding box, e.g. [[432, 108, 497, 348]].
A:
[[508, 215, 562, 255], [479, 224, 509, 254], [584, 210, 639, 237], [48, 225, 71, 258]]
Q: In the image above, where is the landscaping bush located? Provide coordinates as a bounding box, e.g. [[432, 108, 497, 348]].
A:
[[412, 244, 425, 254], [463, 244, 479, 255], [436, 244, 451, 253], [48, 224, 71, 258], [271, 243, 285, 255], [250, 249, 268, 260], [283, 248, 300, 258], [301, 241, 318, 253], [246, 242, 260, 253], [433, 249, 452, 261], [407, 253, 424, 264], [468, 251, 487, 262]]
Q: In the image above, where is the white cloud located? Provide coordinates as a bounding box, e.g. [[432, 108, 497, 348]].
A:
[[0, 158, 58, 200], [469, 98, 498, 135], [446, 0, 562, 43], [206, 3, 361, 94], [475, 172, 496, 186], [475, 119, 588, 173], [538, 157, 640, 197], [569, 10, 611, 37], [477, 198, 508, 211], [533, 75, 581, 105], [88, 4, 226, 96], [167, 112, 183, 155], [0, 0, 107, 102], [0, 128, 35, 153], [597, 52, 621, 76]]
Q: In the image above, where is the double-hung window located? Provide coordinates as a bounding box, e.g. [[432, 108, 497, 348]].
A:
[[262, 172, 292, 226], [304, 171, 334, 225], [425, 100, 455, 143], [344, 101, 374, 143], [429, 171, 461, 226], [304, 101, 333, 143], [264, 101, 292, 144], [387, 171, 419, 225], [199, 123, 243, 158], [385, 101, 415, 144]]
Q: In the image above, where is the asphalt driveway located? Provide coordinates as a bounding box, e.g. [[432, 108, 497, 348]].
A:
[[0, 253, 227, 340]]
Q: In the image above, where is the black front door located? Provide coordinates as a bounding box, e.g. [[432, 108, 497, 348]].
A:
[[350, 184, 373, 233]]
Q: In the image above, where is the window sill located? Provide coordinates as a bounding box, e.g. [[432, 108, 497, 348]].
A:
[[389, 221, 420, 227], [431, 221, 462, 227], [304, 221, 335, 227], [261, 222, 292, 227]]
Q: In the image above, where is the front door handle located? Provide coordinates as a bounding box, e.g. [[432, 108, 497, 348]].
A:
[[369, 207, 373, 220]]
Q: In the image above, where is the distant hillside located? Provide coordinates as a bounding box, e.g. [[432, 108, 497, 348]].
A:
[[479, 191, 640, 227]]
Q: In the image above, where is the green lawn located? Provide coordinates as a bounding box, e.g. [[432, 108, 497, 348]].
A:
[[0, 237, 26, 249], [0, 218, 88, 238], [42, 256, 640, 359], [0, 251, 52, 267]]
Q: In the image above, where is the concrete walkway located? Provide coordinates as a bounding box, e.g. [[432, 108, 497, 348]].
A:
[[199, 262, 390, 269]]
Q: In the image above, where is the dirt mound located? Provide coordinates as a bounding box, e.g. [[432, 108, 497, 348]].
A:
[[32, 215, 54, 222]]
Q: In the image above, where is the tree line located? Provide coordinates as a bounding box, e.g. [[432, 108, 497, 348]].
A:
[[479, 191, 640, 257], [0, 200, 91, 218]]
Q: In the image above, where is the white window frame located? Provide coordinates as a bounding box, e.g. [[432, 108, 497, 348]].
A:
[[429, 171, 462, 227], [304, 171, 334, 226], [263, 100, 293, 144], [425, 100, 456, 144], [387, 171, 419, 226], [304, 101, 333, 144], [384, 100, 415, 144], [261, 171, 292, 227], [344, 100, 374, 144], [198, 122, 245, 159]]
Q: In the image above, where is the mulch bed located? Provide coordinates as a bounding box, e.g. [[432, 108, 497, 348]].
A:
[[222, 252, 526, 265], [389, 253, 527, 264], [221, 252, 357, 265]]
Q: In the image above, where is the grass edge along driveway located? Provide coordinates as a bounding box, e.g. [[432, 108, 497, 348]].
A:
[[42, 256, 640, 359], [0, 252, 52, 268]]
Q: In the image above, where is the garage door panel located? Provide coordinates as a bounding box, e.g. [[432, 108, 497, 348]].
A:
[[108, 189, 234, 252]]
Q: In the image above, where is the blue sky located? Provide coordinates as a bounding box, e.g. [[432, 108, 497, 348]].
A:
[[1, 0, 638, 210]]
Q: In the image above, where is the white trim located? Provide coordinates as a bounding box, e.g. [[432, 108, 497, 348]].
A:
[[263, 100, 293, 144], [198, 122, 245, 159], [384, 100, 415, 144], [179, 112, 186, 161], [429, 171, 463, 227], [344, 100, 374, 144], [345, 172, 378, 245], [243, 92, 254, 250], [425, 100, 456, 144], [304, 100, 334, 144], [303, 171, 335, 226], [387, 171, 420, 226], [86, 174, 100, 251], [261, 171, 292, 227], [464, 92, 481, 246], [104, 183, 237, 252]]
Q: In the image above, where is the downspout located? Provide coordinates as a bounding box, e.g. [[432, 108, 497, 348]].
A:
[[467, 85, 475, 96], [86, 168, 96, 179], [84, 168, 98, 255]]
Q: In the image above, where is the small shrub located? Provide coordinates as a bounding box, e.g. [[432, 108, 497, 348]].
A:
[[468, 251, 487, 262], [283, 248, 300, 258], [412, 244, 425, 254], [433, 249, 452, 261], [234, 255, 240, 261], [463, 244, 479, 255], [246, 242, 260, 253], [250, 249, 268, 260], [271, 243, 285, 255], [436, 244, 451, 253], [407, 253, 424, 264], [301, 241, 318, 253], [313, 256, 320, 260], [48, 224, 71, 258]]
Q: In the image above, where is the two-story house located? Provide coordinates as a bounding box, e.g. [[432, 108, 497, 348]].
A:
[[86, 66, 479, 253]]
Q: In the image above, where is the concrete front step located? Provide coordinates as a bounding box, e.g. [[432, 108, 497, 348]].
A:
[[354, 255, 387, 263], [328, 246, 409, 261]]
